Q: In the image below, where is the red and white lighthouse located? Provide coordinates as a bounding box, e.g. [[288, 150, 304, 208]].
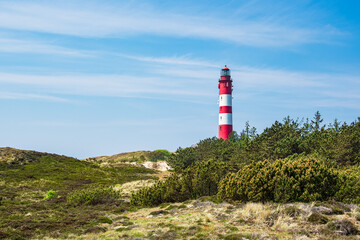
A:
[[218, 65, 233, 139]]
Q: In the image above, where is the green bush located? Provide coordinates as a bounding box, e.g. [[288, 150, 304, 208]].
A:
[[131, 159, 233, 206], [44, 190, 57, 200], [167, 147, 197, 171], [218, 156, 339, 202], [67, 186, 120, 206], [335, 166, 360, 204], [148, 149, 172, 162]]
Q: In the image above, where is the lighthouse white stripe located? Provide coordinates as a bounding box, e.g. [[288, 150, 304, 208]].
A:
[[219, 94, 232, 106], [219, 113, 232, 125]]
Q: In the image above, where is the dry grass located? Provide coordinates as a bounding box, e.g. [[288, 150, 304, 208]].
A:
[[114, 179, 158, 198], [61, 200, 360, 240]]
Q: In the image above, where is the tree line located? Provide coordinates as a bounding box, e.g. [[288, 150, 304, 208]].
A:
[[131, 112, 360, 206]]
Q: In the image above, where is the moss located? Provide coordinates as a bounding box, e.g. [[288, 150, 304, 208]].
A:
[[84, 226, 106, 234], [226, 226, 238, 232], [324, 200, 350, 213], [327, 219, 359, 235], [121, 221, 134, 226], [282, 205, 302, 217], [307, 212, 329, 224], [116, 227, 130, 232], [165, 205, 177, 210], [113, 203, 131, 213], [159, 202, 171, 209], [195, 233, 208, 239], [97, 216, 113, 224], [198, 195, 221, 203], [132, 232, 145, 237], [224, 233, 245, 240], [150, 210, 169, 216], [166, 204, 187, 211]]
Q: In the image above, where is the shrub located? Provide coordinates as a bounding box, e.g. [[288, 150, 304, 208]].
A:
[[218, 156, 339, 203], [130, 174, 185, 206], [148, 149, 172, 162], [67, 186, 120, 206], [167, 147, 197, 171], [335, 166, 360, 204], [44, 190, 57, 200], [131, 159, 233, 206]]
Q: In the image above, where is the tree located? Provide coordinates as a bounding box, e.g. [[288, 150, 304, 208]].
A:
[[311, 111, 324, 132]]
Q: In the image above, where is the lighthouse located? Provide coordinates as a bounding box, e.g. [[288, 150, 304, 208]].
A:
[[218, 65, 233, 139]]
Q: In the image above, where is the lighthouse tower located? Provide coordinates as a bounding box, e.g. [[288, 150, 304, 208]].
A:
[[218, 65, 233, 139]]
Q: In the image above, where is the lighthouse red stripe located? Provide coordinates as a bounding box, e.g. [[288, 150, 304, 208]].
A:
[[219, 106, 232, 113], [220, 86, 232, 94], [219, 125, 233, 139], [220, 76, 231, 81]]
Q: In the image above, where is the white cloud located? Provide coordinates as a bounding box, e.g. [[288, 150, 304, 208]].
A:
[[0, 60, 359, 109], [0, 73, 213, 100], [118, 54, 218, 68], [0, 38, 90, 56], [0, 91, 70, 102], [0, 1, 341, 47]]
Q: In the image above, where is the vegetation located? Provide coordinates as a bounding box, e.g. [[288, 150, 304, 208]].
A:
[[67, 186, 121, 206], [44, 190, 58, 200], [85, 149, 172, 164], [95, 200, 360, 239], [131, 160, 233, 206], [0, 150, 156, 239], [134, 112, 360, 206], [335, 165, 360, 204], [1, 111, 360, 239], [168, 113, 360, 171], [217, 156, 339, 203]]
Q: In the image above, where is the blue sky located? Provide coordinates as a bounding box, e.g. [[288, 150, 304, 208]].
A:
[[0, 0, 359, 158]]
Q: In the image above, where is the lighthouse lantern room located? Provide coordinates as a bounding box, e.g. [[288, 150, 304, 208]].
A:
[[218, 65, 233, 139]]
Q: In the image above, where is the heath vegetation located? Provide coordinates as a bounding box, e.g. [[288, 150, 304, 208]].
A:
[[1, 111, 360, 239]]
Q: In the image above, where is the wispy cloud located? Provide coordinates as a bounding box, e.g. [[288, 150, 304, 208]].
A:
[[0, 72, 213, 100], [0, 91, 70, 102], [0, 59, 359, 109], [0, 1, 342, 47], [0, 37, 90, 57], [118, 54, 218, 68]]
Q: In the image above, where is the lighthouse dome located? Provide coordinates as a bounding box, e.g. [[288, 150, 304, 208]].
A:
[[221, 65, 230, 76]]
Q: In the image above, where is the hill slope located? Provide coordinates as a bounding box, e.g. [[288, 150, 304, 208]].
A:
[[0, 148, 158, 239], [85, 149, 171, 164], [0, 147, 72, 165]]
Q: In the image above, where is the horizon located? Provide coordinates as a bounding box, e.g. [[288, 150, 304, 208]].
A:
[[1, 0, 360, 158]]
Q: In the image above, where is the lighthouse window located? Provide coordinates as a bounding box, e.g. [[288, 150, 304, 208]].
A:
[[220, 126, 222, 130], [221, 69, 230, 76], [220, 107, 222, 110]]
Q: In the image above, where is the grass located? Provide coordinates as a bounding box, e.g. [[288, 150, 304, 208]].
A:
[[84, 149, 172, 164], [110, 200, 359, 240], [0, 150, 157, 239], [1, 148, 359, 239]]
